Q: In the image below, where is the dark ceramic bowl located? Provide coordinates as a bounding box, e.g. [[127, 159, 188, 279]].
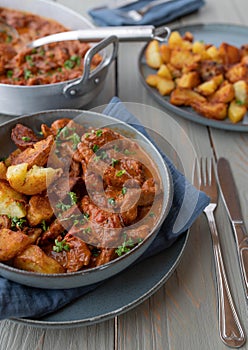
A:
[[0, 109, 173, 289]]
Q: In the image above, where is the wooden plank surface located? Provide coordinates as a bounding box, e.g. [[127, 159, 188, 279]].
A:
[[1, 0, 248, 349]]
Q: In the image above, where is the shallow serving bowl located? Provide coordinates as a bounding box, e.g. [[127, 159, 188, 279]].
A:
[[0, 109, 173, 289]]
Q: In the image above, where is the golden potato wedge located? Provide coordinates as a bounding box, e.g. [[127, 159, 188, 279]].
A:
[[0, 228, 32, 261], [145, 40, 163, 69], [176, 71, 200, 89], [233, 80, 248, 105], [145, 74, 159, 88], [6, 163, 62, 195], [159, 44, 171, 63], [225, 63, 248, 83], [0, 180, 26, 218], [219, 42, 240, 65], [0, 161, 7, 180], [170, 49, 200, 70], [13, 244, 65, 273], [170, 88, 206, 106], [157, 64, 173, 80], [228, 100, 247, 123], [195, 79, 219, 96], [191, 101, 227, 120], [156, 78, 175, 96], [209, 82, 235, 103], [27, 195, 54, 226], [168, 31, 183, 49]]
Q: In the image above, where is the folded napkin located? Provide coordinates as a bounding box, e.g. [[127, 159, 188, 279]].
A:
[[0, 97, 209, 320], [88, 0, 205, 27]]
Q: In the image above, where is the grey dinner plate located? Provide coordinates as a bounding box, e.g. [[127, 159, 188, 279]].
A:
[[139, 23, 248, 132], [12, 233, 188, 329]]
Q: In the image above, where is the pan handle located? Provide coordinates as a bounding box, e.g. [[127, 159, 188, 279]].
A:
[[63, 35, 118, 98]]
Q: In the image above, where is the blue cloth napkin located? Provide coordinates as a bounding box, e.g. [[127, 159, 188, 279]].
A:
[[88, 0, 205, 27], [0, 97, 209, 320]]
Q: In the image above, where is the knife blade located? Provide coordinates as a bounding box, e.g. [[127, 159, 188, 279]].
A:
[[217, 157, 248, 301]]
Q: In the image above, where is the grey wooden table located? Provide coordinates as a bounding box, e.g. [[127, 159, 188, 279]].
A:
[[1, 0, 248, 349]]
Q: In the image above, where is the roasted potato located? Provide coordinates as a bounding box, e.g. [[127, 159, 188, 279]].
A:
[[170, 88, 206, 106], [13, 244, 65, 273], [0, 161, 7, 180], [228, 100, 247, 123], [27, 194, 54, 226], [144, 30, 248, 122], [6, 163, 62, 195], [145, 40, 163, 69], [0, 228, 32, 261], [0, 180, 26, 217]]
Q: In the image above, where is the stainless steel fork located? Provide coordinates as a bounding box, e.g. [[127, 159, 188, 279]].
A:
[[196, 157, 245, 348], [117, 0, 174, 21]]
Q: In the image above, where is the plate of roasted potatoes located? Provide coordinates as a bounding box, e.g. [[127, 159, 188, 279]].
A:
[[139, 23, 248, 131]]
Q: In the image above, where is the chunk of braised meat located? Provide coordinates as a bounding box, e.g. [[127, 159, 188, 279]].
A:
[[48, 176, 86, 203], [41, 118, 71, 138], [138, 178, 156, 206], [199, 60, 225, 81], [103, 157, 145, 188], [81, 128, 122, 150], [0, 215, 11, 229], [11, 135, 54, 168], [11, 123, 41, 150], [39, 204, 79, 245], [81, 195, 123, 248], [0, 43, 16, 74], [45, 233, 91, 272], [94, 248, 117, 267]]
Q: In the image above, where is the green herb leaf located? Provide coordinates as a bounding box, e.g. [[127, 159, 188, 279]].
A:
[[122, 187, 127, 195], [115, 234, 135, 256], [21, 136, 31, 142], [9, 216, 27, 229], [116, 169, 126, 177], [92, 144, 100, 153], [24, 69, 32, 80], [53, 239, 70, 253], [108, 198, 115, 206], [95, 129, 103, 137]]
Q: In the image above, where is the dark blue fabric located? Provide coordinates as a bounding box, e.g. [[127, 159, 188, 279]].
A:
[[0, 97, 209, 320], [88, 0, 205, 26]]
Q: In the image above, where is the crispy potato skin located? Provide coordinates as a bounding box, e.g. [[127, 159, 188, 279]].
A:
[[0, 229, 32, 261], [6, 163, 62, 195], [13, 245, 65, 273], [0, 180, 27, 218], [145, 31, 248, 123], [27, 195, 54, 226]]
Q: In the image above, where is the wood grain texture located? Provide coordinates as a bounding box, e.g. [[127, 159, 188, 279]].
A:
[[1, 0, 248, 349]]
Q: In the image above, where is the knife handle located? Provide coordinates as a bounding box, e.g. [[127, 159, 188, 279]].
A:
[[233, 223, 248, 300]]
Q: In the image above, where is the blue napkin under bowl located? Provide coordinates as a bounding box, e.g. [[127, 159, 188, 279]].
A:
[[0, 97, 209, 320], [88, 0, 206, 27]]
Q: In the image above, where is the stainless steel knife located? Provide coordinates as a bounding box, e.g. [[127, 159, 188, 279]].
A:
[[217, 157, 248, 300]]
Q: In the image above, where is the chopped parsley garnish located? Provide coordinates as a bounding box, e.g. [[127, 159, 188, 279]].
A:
[[92, 144, 100, 153], [53, 239, 70, 253], [24, 69, 32, 80], [69, 191, 77, 205], [6, 35, 13, 43], [7, 70, 13, 78], [21, 136, 31, 142], [122, 187, 127, 195], [9, 216, 26, 229], [95, 129, 103, 137], [108, 198, 116, 206], [115, 234, 135, 256], [64, 55, 81, 69], [41, 219, 49, 231], [116, 169, 126, 177], [111, 158, 119, 167], [56, 191, 77, 212]]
